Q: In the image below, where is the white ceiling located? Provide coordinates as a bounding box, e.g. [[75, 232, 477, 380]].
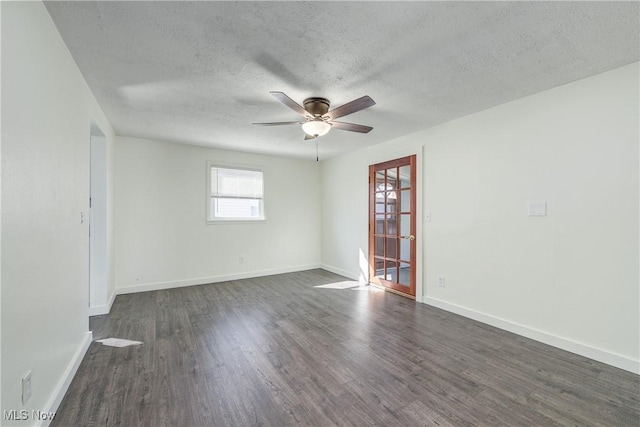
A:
[[45, 1, 639, 160]]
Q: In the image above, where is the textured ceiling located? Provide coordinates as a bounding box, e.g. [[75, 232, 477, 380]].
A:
[[45, 1, 639, 160]]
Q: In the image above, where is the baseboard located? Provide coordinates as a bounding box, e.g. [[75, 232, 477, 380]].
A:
[[424, 297, 639, 375], [40, 331, 92, 426], [88, 291, 117, 316], [116, 264, 322, 295], [320, 264, 362, 282], [107, 290, 116, 312]]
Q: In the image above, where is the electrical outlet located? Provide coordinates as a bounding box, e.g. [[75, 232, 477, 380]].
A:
[[22, 371, 32, 404], [239, 256, 244, 265], [438, 276, 446, 288]]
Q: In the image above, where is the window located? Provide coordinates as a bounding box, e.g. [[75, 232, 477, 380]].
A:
[[207, 164, 265, 222]]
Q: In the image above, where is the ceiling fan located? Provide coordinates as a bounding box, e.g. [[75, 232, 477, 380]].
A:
[[252, 91, 376, 140]]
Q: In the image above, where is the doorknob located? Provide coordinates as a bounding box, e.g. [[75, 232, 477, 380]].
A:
[[401, 235, 415, 241]]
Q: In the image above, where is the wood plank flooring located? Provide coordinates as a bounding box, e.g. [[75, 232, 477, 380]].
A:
[[53, 269, 639, 426]]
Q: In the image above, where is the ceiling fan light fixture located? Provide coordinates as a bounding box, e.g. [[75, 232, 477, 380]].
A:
[[302, 119, 331, 137]]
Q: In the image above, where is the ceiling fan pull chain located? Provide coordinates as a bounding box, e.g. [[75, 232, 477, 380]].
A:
[[316, 140, 319, 162]]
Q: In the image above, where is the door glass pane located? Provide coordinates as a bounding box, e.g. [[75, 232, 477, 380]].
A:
[[400, 238, 410, 262], [375, 236, 384, 257], [386, 168, 398, 190], [399, 165, 410, 188], [375, 170, 386, 188], [399, 189, 411, 212], [386, 214, 397, 235], [374, 258, 384, 278], [386, 191, 397, 212], [385, 237, 398, 260], [385, 260, 398, 282], [398, 262, 410, 286], [375, 214, 385, 234], [399, 214, 411, 237]]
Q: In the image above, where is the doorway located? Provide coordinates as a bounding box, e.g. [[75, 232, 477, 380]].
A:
[[369, 155, 417, 298]]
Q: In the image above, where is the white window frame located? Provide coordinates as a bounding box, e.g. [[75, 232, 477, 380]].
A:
[[206, 162, 266, 223]]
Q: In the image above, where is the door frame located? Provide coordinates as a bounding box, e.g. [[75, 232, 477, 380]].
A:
[[368, 154, 418, 298], [89, 124, 108, 316]]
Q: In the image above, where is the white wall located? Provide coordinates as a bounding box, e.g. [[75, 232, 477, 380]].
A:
[[114, 137, 321, 293], [321, 63, 639, 373], [1, 1, 116, 422]]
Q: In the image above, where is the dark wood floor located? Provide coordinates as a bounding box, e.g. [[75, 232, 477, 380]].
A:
[[53, 269, 639, 426]]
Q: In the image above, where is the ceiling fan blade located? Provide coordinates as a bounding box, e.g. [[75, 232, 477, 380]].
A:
[[330, 121, 373, 133], [270, 91, 311, 117], [252, 121, 302, 126], [325, 96, 375, 120], [304, 133, 317, 140]]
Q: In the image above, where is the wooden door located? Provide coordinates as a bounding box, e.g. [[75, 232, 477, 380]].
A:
[[369, 155, 417, 298]]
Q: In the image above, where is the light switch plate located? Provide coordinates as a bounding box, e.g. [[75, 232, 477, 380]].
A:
[[528, 202, 547, 217]]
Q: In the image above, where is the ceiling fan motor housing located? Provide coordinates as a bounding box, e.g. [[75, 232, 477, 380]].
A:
[[303, 97, 330, 117]]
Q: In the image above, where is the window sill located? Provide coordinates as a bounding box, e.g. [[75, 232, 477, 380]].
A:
[[206, 218, 266, 225]]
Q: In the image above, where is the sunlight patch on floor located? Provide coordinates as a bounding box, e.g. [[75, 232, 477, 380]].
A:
[[314, 281, 384, 293], [314, 281, 362, 290]]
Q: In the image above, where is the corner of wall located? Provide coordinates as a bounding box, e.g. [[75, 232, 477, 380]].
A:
[[320, 264, 362, 283]]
